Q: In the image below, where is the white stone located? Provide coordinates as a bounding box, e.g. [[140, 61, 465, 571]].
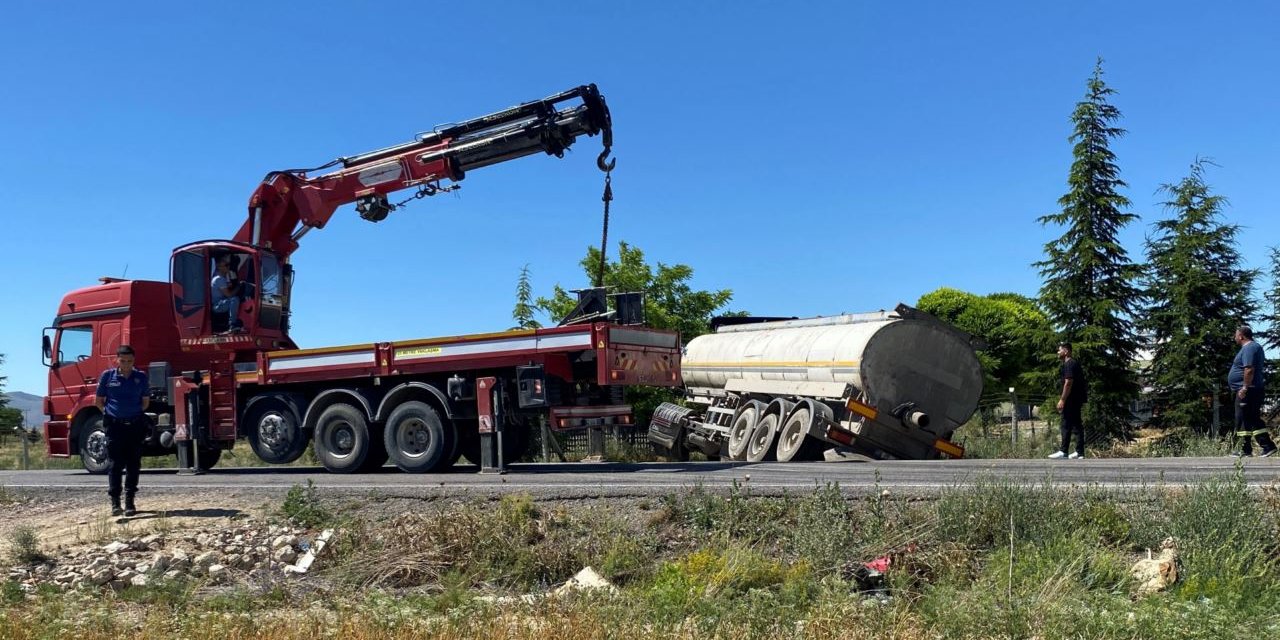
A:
[[273, 546, 298, 564], [551, 566, 617, 597], [193, 551, 219, 568], [103, 541, 130, 554], [130, 574, 149, 587], [163, 570, 182, 581], [207, 565, 228, 582]]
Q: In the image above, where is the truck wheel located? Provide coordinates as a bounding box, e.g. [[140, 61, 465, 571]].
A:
[[776, 407, 822, 462], [313, 403, 373, 474], [746, 413, 780, 462], [383, 401, 454, 473], [79, 415, 111, 475], [195, 447, 222, 471], [727, 402, 762, 461], [245, 399, 307, 464]]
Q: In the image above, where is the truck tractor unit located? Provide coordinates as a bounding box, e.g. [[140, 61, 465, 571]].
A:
[[648, 304, 983, 461], [42, 84, 683, 474]]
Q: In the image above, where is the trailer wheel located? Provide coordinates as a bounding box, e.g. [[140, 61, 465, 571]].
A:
[[79, 415, 111, 475], [727, 402, 763, 461], [746, 413, 780, 462], [245, 399, 307, 465], [384, 401, 454, 473], [313, 403, 373, 474], [776, 407, 822, 462]]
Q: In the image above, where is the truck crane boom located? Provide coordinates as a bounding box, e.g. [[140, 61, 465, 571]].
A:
[[235, 84, 612, 259]]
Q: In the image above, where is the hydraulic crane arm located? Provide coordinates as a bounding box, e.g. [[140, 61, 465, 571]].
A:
[[235, 84, 612, 259]]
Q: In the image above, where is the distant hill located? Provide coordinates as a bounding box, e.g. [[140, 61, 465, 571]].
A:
[[2, 391, 42, 430]]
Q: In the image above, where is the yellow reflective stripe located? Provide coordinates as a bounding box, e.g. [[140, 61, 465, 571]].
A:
[[1235, 429, 1271, 437]]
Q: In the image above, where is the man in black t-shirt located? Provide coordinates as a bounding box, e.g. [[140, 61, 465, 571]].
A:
[[1049, 342, 1087, 459]]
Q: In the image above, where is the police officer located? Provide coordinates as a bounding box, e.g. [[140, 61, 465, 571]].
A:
[[94, 345, 150, 516]]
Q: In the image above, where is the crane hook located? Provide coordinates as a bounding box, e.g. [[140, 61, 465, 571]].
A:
[[597, 148, 616, 172]]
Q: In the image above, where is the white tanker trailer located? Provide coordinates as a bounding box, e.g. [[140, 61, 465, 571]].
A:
[[648, 304, 985, 461]]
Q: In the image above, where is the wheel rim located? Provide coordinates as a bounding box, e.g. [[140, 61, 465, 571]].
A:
[[750, 415, 777, 456], [258, 412, 290, 450], [86, 429, 108, 462], [322, 421, 357, 458], [779, 410, 809, 458], [396, 418, 432, 460], [728, 408, 757, 457]]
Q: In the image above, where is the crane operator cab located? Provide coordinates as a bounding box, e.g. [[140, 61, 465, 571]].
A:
[[170, 240, 294, 353]]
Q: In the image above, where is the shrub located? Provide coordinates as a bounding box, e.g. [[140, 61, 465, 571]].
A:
[[280, 480, 331, 528]]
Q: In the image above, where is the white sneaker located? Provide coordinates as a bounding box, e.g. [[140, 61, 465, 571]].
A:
[[1048, 451, 1066, 459], [1068, 451, 1081, 459]]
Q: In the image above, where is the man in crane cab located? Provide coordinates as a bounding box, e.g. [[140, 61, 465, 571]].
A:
[[95, 345, 150, 517], [211, 254, 244, 333]]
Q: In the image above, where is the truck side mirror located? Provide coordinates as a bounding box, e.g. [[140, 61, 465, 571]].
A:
[[41, 331, 53, 367]]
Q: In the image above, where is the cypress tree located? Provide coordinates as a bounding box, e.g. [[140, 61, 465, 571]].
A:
[[1142, 160, 1256, 433], [1035, 59, 1145, 438]]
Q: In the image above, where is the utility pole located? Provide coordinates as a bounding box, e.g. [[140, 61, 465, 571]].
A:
[[1009, 387, 1018, 446]]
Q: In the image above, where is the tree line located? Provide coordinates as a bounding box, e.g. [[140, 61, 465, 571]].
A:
[[923, 59, 1280, 438], [514, 58, 1278, 441]]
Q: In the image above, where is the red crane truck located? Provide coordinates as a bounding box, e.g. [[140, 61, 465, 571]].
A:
[[40, 85, 683, 474]]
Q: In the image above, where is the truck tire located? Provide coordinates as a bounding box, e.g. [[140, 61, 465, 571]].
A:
[[313, 403, 373, 474], [746, 413, 780, 462], [245, 399, 308, 465], [360, 436, 390, 472], [195, 447, 222, 471], [79, 415, 111, 475], [727, 402, 763, 461], [776, 406, 822, 462], [383, 401, 454, 473]]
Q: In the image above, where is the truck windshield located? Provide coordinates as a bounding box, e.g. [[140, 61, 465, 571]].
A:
[[57, 326, 93, 365]]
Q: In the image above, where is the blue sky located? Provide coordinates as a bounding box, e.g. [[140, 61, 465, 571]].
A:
[[2, 1, 1278, 395]]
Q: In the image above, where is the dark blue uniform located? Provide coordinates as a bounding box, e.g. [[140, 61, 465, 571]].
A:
[[96, 368, 149, 500], [1229, 341, 1275, 456]]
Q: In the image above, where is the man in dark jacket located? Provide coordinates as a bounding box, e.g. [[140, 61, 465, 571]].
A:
[[95, 345, 150, 515], [1049, 342, 1087, 459], [1229, 325, 1275, 457]]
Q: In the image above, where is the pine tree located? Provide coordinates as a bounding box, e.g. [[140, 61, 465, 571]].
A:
[[1258, 247, 1280, 423], [1142, 160, 1256, 433], [512, 264, 541, 330], [1035, 59, 1145, 438], [1258, 247, 1280, 351]]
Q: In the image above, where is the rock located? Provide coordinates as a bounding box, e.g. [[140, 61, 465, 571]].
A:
[[1132, 538, 1179, 596], [103, 541, 130, 554], [109, 579, 127, 592], [272, 535, 298, 550], [134, 563, 151, 575], [223, 554, 242, 569], [87, 568, 114, 586], [193, 551, 219, 569], [130, 574, 149, 587], [163, 570, 182, 581], [207, 565, 228, 582], [273, 546, 298, 564], [149, 553, 170, 574], [116, 570, 135, 583], [552, 566, 617, 597], [140, 533, 163, 546]]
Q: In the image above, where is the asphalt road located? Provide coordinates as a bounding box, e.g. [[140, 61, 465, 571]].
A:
[[3, 457, 1279, 498]]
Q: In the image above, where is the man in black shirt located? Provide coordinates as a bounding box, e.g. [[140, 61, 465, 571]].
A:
[[1049, 342, 1087, 459]]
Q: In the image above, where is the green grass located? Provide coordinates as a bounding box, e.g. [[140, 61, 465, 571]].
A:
[[4, 475, 1280, 638]]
